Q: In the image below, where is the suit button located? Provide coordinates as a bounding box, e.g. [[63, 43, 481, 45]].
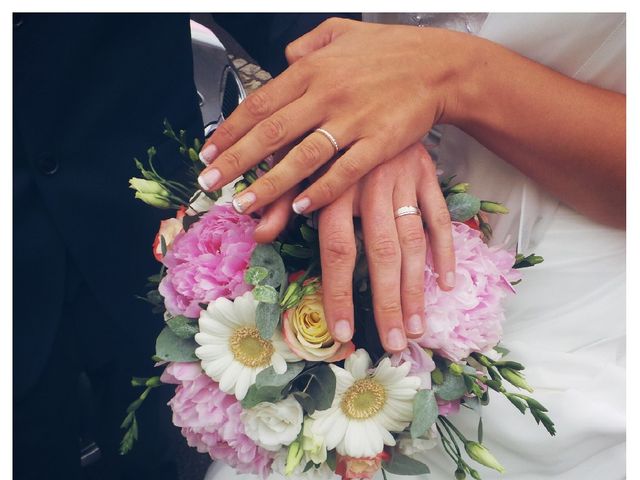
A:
[[37, 154, 59, 176], [14, 14, 24, 28]]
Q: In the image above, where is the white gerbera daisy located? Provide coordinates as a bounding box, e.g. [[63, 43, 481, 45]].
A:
[[311, 349, 421, 458], [194, 291, 300, 400]]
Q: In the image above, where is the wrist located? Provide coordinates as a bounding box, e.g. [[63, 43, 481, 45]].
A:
[[430, 31, 497, 128]]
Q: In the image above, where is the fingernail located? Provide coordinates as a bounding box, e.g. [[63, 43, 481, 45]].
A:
[[292, 197, 311, 214], [199, 144, 218, 165], [232, 191, 256, 213], [198, 168, 221, 191], [407, 314, 424, 335], [387, 328, 407, 351], [445, 271, 456, 289], [334, 320, 352, 342]]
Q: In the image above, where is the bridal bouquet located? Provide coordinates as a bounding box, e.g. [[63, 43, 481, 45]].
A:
[[121, 121, 553, 480]]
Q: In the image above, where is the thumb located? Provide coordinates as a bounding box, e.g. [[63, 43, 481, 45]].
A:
[[285, 17, 355, 65]]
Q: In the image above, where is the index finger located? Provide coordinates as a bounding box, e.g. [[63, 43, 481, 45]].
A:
[[199, 66, 309, 165]]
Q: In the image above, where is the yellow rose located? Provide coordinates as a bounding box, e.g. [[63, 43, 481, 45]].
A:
[[282, 286, 354, 362]]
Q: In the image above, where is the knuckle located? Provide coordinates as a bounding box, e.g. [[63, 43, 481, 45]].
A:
[[317, 180, 337, 203], [322, 232, 356, 263], [377, 299, 402, 316], [256, 174, 280, 198], [215, 122, 236, 143], [369, 238, 400, 263], [296, 139, 324, 168], [328, 287, 353, 304], [432, 206, 453, 229], [402, 283, 425, 298], [338, 157, 362, 180], [399, 226, 426, 251], [245, 90, 271, 118], [220, 149, 242, 172], [258, 116, 287, 144]]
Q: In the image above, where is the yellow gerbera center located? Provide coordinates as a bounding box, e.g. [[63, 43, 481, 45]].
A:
[[229, 327, 274, 368], [340, 378, 387, 419]]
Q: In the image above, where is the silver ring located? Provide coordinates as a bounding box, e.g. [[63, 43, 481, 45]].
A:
[[394, 205, 422, 219], [314, 128, 340, 154]]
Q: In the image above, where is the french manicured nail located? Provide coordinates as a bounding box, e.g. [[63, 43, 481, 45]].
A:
[[199, 144, 218, 165], [407, 314, 424, 335], [232, 191, 256, 213], [334, 320, 352, 342], [292, 197, 311, 214], [445, 271, 456, 289], [198, 168, 221, 191], [387, 328, 407, 351]]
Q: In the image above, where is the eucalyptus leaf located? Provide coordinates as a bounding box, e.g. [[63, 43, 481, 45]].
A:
[[326, 450, 337, 471], [250, 244, 285, 289], [256, 302, 280, 339], [166, 315, 199, 339], [155, 326, 198, 362], [299, 365, 336, 411], [382, 451, 430, 475], [255, 362, 305, 389], [244, 266, 269, 286], [435, 370, 467, 401], [410, 389, 438, 439], [240, 363, 305, 409], [446, 193, 481, 222], [252, 284, 279, 304], [292, 391, 316, 416]]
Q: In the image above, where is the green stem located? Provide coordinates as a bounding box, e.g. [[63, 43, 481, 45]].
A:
[[439, 416, 468, 444], [436, 424, 461, 463], [438, 418, 462, 457]]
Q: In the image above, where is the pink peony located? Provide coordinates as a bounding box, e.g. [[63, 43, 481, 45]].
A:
[[390, 341, 436, 389], [418, 222, 521, 362], [158, 205, 257, 318], [161, 362, 273, 477], [336, 451, 390, 480]]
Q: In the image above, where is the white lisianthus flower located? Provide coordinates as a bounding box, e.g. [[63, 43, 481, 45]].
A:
[[241, 396, 304, 451], [397, 425, 439, 465], [301, 418, 327, 465], [194, 292, 300, 400], [311, 349, 421, 458], [271, 448, 337, 480], [187, 189, 215, 215]]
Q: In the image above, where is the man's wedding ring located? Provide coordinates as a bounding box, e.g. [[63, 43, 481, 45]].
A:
[[394, 205, 422, 219], [314, 128, 340, 154]]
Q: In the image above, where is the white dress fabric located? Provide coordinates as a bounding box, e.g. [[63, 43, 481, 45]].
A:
[[206, 13, 626, 480]]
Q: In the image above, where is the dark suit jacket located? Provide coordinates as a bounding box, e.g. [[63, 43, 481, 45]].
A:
[[13, 13, 203, 399]]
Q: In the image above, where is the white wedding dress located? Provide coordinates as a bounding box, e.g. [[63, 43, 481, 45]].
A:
[[206, 13, 626, 480]]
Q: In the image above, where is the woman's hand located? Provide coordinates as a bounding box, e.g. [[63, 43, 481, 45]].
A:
[[256, 142, 454, 354], [197, 18, 472, 216]]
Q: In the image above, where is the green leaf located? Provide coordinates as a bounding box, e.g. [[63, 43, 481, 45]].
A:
[[494, 345, 510, 357], [182, 214, 200, 231], [300, 224, 318, 243], [446, 193, 481, 222], [256, 362, 305, 389], [292, 391, 316, 416], [252, 285, 279, 304], [299, 364, 336, 411], [303, 461, 315, 473], [478, 417, 484, 443], [160, 235, 167, 257], [250, 244, 285, 289], [166, 315, 199, 339], [435, 370, 467, 401], [244, 266, 269, 286], [382, 451, 430, 475], [155, 326, 198, 362], [281, 243, 313, 259], [256, 302, 280, 339], [240, 362, 305, 409], [326, 450, 337, 471], [410, 389, 438, 438]]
